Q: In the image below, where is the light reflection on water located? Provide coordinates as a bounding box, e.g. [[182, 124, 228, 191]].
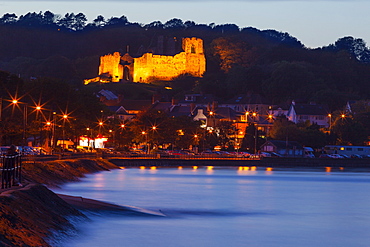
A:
[[54, 167, 370, 247]]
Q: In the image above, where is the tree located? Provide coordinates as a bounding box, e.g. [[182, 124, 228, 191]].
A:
[[164, 18, 184, 29], [72, 13, 87, 31], [268, 115, 301, 142], [331, 116, 367, 145], [0, 13, 18, 24], [240, 123, 265, 153], [263, 61, 316, 104], [324, 36, 370, 63], [106, 15, 129, 26], [93, 15, 105, 28], [144, 21, 163, 30], [211, 37, 257, 72], [42, 11, 57, 26]]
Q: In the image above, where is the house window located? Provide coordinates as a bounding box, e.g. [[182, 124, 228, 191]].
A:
[[346, 148, 352, 151], [358, 148, 364, 151], [300, 115, 309, 120], [265, 146, 274, 152]]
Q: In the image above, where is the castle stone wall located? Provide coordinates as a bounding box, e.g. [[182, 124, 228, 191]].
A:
[[99, 52, 123, 82], [90, 37, 205, 84]]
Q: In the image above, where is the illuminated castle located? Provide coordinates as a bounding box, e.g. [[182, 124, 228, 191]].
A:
[[85, 37, 206, 84]]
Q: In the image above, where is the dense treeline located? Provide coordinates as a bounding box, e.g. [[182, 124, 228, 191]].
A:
[[0, 11, 370, 111]]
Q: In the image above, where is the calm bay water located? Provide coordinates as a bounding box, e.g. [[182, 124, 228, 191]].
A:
[[54, 166, 370, 247]]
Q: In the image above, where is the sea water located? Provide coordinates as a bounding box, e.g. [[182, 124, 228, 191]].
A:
[[54, 166, 370, 247]]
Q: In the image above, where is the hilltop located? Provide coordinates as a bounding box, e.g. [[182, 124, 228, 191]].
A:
[[0, 12, 370, 110]]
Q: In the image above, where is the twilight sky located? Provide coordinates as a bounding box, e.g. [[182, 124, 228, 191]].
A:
[[0, 0, 369, 48]]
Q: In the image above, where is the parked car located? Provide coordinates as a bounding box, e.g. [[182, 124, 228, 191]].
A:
[[0, 146, 10, 155], [270, 152, 283, 157], [260, 152, 272, 157], [330, 154, 344, 159], [237, 151, 251, 158], [319, 154, 332, 158]]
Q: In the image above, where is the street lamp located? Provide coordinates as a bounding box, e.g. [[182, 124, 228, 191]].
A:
[[328, 114, 332, 133], [251, 112, 258, 154], [61, 114, 68, 153], [35, 105, 43, 146], [10, 99, 28, 148], [86, 127, 93, 150], [141, 131, 148, 154]]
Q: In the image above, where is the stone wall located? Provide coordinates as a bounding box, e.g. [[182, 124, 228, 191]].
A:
[[99, 52, 123, 82], [88, 37, 206, 84]]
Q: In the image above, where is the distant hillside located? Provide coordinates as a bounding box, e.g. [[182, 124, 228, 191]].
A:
[[0, 11, 370, 110]]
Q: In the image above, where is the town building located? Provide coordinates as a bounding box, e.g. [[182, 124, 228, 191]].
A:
[[286, 101, 330, 128]]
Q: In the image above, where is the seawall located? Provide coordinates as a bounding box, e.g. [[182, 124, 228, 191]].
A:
[[0, 158, 120, 247], [108, 157, 370, 168]]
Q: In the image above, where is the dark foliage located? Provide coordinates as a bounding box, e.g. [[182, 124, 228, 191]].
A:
[[0, 11, 369, 112]]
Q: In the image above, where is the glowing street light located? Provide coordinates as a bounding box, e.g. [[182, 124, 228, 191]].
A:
[[328, 114, 332, 132]]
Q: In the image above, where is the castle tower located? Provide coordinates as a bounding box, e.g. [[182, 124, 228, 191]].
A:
[[99, 52, 123, 82], [182, 37, 206, 77]]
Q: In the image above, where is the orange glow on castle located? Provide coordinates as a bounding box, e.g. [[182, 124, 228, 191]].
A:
[[85, 37, 206, 84]]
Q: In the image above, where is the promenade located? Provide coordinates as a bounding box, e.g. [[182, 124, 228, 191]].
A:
[[16, 152, 370, 169]]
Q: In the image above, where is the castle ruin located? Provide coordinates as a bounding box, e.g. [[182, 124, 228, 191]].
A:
[[84, 37, 206, 84]]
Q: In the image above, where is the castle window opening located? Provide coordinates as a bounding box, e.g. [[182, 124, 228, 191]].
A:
[[191, 45, 196, 53]]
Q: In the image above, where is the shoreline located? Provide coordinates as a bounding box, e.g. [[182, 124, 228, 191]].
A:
[[0, 158, 120, 247], [2, 156, 370, 246]]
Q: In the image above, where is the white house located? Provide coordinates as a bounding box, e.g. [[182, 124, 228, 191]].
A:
[[287, 101, 330, 128]]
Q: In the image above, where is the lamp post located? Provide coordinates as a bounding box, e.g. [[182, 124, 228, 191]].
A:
[[142, 131, 148, 154], [252, 112, 258, 154], [86, 127, 93, 151], [150, 126, 157, 152], [194, 134, 199, 154], [62, 114, 68, 154], [51, 112, 56, 152], [11, 99, 28, 149], [35, 105, 42, 147], [98, 121, 103, 135]]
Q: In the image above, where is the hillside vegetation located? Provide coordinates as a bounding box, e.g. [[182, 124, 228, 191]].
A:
[[0, 11, 369, 110]]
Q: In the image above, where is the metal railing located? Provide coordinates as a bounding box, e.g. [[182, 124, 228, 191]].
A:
[[1, 153, 22, 189]]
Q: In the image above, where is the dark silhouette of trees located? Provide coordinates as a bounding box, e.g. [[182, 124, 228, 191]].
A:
[[0, 11, 370, 114]]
